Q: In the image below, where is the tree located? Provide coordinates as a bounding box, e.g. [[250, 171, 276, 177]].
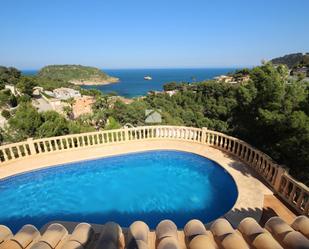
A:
[[36, 111, 70, 137], [16, 77, 37, 96], [0, 89, 13, 107], [232, 63, 309, 184], [105, 117, 121, 130], [93, 95, 109, 110], [111, 100, 148, 126], [0, 66, 21, 85], [1, 110, 11, 119], [62, 97, 76, 119], [92, 110, 108, 129], [8, 103, 42, 139], [163, 82, 178, 91], [63, 105, 74, 119]]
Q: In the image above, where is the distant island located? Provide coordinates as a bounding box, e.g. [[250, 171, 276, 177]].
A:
[[38, 65, 119, 85]]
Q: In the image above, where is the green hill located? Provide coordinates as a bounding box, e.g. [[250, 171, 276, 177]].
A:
[[38, 65, 119, 85], [271, 53, 309, 68]]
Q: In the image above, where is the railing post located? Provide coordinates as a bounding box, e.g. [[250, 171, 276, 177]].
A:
[[27, 138, 36, 155], [201, 127, 207, 144], [273, 166, 287, 191], [124, 127, 129, 141]]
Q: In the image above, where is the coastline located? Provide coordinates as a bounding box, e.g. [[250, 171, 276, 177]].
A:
[[69, 77, 120, 86]]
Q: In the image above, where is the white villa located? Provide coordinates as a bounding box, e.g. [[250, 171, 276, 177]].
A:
[[51, 88, 81, 100]]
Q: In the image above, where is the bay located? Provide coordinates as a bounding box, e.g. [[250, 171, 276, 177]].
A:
[[22, 68, 237, 98]]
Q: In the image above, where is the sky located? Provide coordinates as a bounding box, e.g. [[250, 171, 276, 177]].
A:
[[0, 0, 309, 69]]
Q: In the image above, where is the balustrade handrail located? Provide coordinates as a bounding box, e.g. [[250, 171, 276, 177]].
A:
[[0, 125, 307, 216]]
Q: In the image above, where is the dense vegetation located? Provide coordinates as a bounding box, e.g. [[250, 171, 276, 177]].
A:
[[34, 76, 76, 91], [0, 66, 94, 142], [4, 103, 94, 142], [0, 66, 35, 109], [271, 52, 309, 69], [38, 65, 118, 84], [0, 63, 308, 184], [96, 63, 309, 184], [0, 66, 21, 86]]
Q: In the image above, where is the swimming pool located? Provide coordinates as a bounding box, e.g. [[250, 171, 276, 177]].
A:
[[0, 150, 238, 231]]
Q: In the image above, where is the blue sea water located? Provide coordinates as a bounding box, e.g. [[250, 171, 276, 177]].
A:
[[0, 150, 238, 232], [22, 68, 237, 97]]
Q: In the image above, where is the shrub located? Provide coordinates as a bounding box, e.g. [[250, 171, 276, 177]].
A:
[[1, 109, 11, 119]]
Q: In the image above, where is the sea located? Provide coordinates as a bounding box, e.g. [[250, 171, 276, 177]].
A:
[[22, 68, 237, 98]]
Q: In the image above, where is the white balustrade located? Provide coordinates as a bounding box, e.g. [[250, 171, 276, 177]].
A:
[[0, 125, 307, 215]]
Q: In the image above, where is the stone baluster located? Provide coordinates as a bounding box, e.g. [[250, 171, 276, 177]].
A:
[[36, 142, 42, 153], [223, 137, 227, 150], [289, 184, 297, 202], [59, 138, 64, 150], [2, 149, 8, 161], [62, 138, 67, 149], [227, 138, 231, 151], [201, 127, 207, 144], [218, 135, 222, 147], [27, 138, 36, 155], [283, 179, 291, 197], [235, 142, 240, 156], [53, 139, 59, 151], [9, 147, 15, 159], [249, 150, 255, 165], [304, 200, 309, 215], [15, 146, 21, 158], [296, 191, 305, 209], [240, 144, 247, 159], [22, 145, 29, 156], [75, 137, 80, 147], [274, 167, 288, 192], [264, 162, 270, 179], [95, 134, 99, 144]]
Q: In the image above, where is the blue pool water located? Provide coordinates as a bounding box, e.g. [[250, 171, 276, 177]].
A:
[[0, 150, 238, 231]]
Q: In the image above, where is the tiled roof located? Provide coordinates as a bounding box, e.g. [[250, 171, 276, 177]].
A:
[[0, 216, 308, 249]]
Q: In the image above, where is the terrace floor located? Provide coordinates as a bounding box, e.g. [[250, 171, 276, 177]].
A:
[[0, 139, 297, 227]]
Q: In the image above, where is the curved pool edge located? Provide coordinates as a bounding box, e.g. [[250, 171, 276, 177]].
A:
[[0, 139, 273, 227]]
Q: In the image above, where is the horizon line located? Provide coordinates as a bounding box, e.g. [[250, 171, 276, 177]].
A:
[[20, 65, 256, 71]]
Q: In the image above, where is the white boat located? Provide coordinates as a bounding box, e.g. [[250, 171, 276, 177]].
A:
[[144, 76, 152, 80]]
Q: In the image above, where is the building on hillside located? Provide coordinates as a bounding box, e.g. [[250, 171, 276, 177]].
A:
[[292, 67, 309, 76], [147, 90, 178, 96], [214, 74, 250, 84], [72, 96, 95, 118], [165, 90, 178, 96], [32, 86, 44, 96], [147, 91, 161, 96], [53, 88, 81, 100], [214, 75, 236, 83], [108, 96, 134, 108], [43, 90, 56, 98], [145, 109, 162, 123], [234, 74, 250, 84]]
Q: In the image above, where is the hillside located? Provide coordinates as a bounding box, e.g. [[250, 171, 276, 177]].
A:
[[38, 65, 119, 85], [271, 53, 309, 68]]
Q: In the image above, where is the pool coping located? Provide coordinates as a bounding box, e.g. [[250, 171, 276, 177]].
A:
[[0, 139, 273, 227]]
